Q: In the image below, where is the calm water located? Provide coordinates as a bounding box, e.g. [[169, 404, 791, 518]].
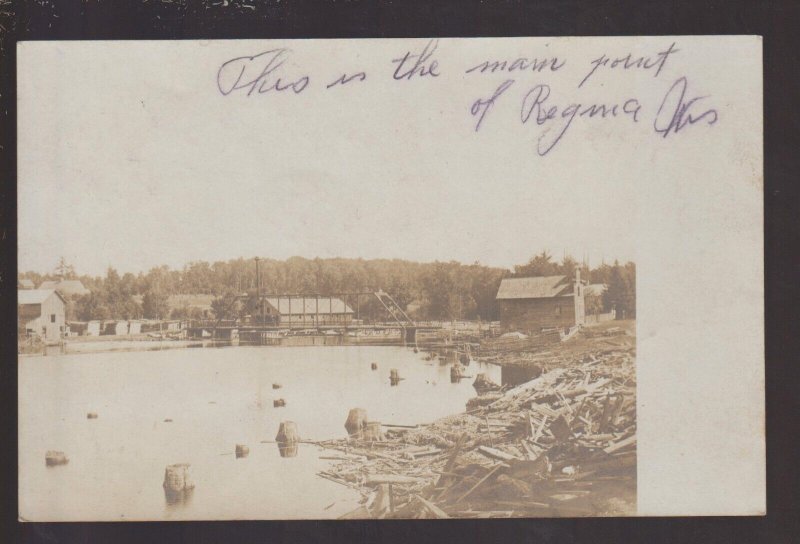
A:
[[19, 345, 500, 521]]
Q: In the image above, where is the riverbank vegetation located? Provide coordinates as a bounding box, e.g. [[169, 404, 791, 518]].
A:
[[20, 252, 635, 322]]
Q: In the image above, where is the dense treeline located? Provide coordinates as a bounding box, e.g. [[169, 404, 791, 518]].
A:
[[20, 252, 636, 321]]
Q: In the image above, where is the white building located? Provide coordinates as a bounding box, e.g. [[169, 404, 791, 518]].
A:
[[18, 289, 66, 342]]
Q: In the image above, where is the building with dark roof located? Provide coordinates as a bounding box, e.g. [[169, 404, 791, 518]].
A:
[[495, 271, 585, 332]]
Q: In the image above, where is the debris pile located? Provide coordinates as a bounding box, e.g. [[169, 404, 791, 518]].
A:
[[321, 344, 635, 518]]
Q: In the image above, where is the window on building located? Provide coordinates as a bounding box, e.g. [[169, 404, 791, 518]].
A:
[[50, 314, 56, 323]]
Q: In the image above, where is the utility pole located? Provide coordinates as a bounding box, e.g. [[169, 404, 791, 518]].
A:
[[254, 257, 261, 325]]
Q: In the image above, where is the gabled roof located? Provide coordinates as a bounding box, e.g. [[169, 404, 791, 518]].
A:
[[39, 279, 90, 296], [495, 276, 573, 300], [264, 297, 354, 315], [18, 289, 66, 305], [18, 279, 34, 288]]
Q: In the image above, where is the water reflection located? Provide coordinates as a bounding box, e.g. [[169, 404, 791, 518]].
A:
[[277, 442, 298, 458], [164, 487, 194, 508]]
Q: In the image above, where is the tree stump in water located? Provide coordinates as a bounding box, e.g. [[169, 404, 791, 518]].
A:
[[450, 365, 464, 382], [86, 412, 98, 419], [473, 373, 500, 394], [272, 383, 282, 389], [163, 463, 195, 493], [363, 421, 384, 442], [275, 421, 299, 444], [235, 444, 249, 458], [371, 362, 378, 370], [390, 368, 402, 386], [344, 408, 368, 439], [273, 398, 286, 408]]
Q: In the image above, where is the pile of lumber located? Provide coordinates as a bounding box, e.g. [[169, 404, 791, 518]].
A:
[[323, 345, 636, 519]]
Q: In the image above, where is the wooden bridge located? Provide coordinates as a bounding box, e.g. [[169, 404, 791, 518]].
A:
[[187, 289, 443, 345]]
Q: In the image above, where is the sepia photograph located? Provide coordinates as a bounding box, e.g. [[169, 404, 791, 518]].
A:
[[16, 36, 762, 521]]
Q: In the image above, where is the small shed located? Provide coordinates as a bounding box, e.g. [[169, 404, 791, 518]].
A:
[[87, 320, 102, 336]]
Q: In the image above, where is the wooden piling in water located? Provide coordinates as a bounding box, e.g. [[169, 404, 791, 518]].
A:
[[163, 463, 195, 492], [45, 450, 68, 466], [344, 408, 368, 439], [275, 421, 299, 443], [363, 421, 384, 442]]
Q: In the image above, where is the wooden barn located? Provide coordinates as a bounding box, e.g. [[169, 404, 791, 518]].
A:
[[495, 271, 586, 333], [18, 289, 67, 342], [261, 296, 354, 327]]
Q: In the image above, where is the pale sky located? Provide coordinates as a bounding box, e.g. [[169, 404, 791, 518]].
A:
[[17, 39, 640, 276]]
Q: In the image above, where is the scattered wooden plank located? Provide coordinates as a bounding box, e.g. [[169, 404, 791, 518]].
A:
[[414, 495, 450, 519], [477, 445, 520, 461], [454, 464, 505, 504], [603, 435, 636, 454], [365, 474, 425, 485]]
